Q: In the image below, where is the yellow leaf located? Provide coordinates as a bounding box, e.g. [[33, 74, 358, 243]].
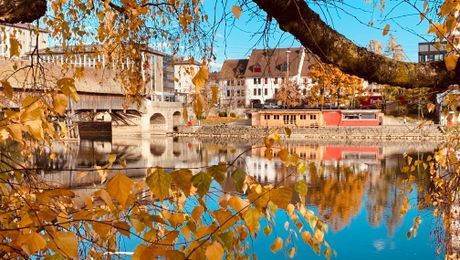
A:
[[146, 168, 172, 200], [57, 78, 79, 102], [53, 94, 68, 116], [228, 196, 249, 213], [445, 55, 459, 71], [205, 241, 224, 260], [264, 225, 272, 236], [279, 148, 289, 161], [171, 169, 193, 195], [107, 153, 116, 164], [192, 65, 209, 92], [287, 204, 295, 215], [314, 229, 324, 242], [9, 36, 21, 57], [301, 231, 312, 243], [270, 237, 283, 253], [427, 103, 435, 113], [19, 232, 47, 255], [106, 172, 133, 207], [243, 208, 261, 235], [1, 80, 13, 99], [113, 221, 131, 237], [231, 5, 242, 19], [270, 187, 293, 209], [25, 119, 43, 140], [192, 205, 204, 222], [213, 209, 237, 231], [383, 24, 390, 36], [6, 124, 22, 142], [92, 221, 112, 238], [288, 247, 296, 258], [52, 231, 78, 258]]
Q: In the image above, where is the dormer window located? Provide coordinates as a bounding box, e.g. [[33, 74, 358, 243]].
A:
[[253, 64, 262, 73], [237, 65, 245, 75]]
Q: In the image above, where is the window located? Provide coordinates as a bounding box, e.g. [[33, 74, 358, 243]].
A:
[[237, 90, 241, 96], [254, 89, 257, 96], [275, 88, 278, 94], [264, 89, 268, 95], [274, 115, 280, 120], [254, 78, 257, 84], [231, 80, 235, 86], [264, 114, 270, 120], [253, 65, 262, 73], [310, 114, 317, 120], [258, 89, 261, 95], [300, 115, 306, 120], [281, 77, 285, 83], [283, 115, 289, 124], [265, 78, 268, 84], [360, 113, 377, 119], [290, 115, 296, 124], [274, 77, 278, 84], [227, 90, 230, 97], [343, 114, 360, 120]]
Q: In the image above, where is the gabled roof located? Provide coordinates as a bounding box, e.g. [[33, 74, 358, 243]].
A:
[[300, 51, 319, 76], [244, 47, 304, 78], [219, 59, 248, 80]]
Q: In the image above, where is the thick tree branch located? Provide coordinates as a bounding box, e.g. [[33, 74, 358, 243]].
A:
[[0, 0, 46, 23], [253, 0, 459, 89]]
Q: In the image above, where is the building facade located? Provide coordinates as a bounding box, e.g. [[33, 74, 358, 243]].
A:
[[0, 23, 48, 58], [418, 42, 447, 62], [173, 59, 202, 96], [252, 109, 383, 127], [28, 44, 176, 102], [218, 47, 318, 107], [219, 59, 248, 108]]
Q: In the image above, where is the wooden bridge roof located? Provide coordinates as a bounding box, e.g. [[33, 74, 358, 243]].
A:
[[0, 59, 140, 95]]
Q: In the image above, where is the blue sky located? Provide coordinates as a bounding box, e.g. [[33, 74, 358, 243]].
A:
[[204, 0, 435, 71]]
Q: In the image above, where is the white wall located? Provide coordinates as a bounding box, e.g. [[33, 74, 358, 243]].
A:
[[173, 64, 200, 94], [0, 24, 48, 58]]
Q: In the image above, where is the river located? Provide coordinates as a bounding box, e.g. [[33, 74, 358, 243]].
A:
[[36, 136, 450, 259]]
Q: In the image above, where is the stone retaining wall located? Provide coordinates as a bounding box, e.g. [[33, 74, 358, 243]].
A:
[[174, 125, 446, 142]]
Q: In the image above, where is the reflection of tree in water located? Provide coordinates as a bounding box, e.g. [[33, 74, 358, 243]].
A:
[[307, 165, 367, 232], [366, 166, 404, 237], [306, 155, 432, 235]]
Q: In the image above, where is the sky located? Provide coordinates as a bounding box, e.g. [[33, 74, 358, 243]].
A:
[[203, 0, 436, 71]]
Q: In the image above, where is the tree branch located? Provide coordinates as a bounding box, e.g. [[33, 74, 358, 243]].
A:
[[252, 0, 459, 89], [0, 0, 46, 23]]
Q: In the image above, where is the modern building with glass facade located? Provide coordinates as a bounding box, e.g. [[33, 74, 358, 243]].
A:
[[418, 42, 447, 62]]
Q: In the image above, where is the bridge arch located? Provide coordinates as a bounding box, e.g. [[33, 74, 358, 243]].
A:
[[150, 113, 167, 131], [172, 111, 182, 130]]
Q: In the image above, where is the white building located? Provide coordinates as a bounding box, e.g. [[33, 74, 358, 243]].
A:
[[218, 48, 317, 107], [0, 23, 48, 58], [219, 59, 248, 108], [173, 59, 202, 96]]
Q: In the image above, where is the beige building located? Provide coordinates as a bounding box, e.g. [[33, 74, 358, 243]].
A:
[[0, 23, 48, 58], [252, 109, 322, 127]]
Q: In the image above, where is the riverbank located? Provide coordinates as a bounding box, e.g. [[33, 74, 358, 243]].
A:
[[172, 125, 446, 142]]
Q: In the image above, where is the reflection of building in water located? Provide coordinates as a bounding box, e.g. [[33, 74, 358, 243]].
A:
[[247, 144, 382, 184], [40, 137, 249, 190]]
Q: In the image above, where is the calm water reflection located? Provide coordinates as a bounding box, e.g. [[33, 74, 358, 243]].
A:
[[38, 137, 449, 259]]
